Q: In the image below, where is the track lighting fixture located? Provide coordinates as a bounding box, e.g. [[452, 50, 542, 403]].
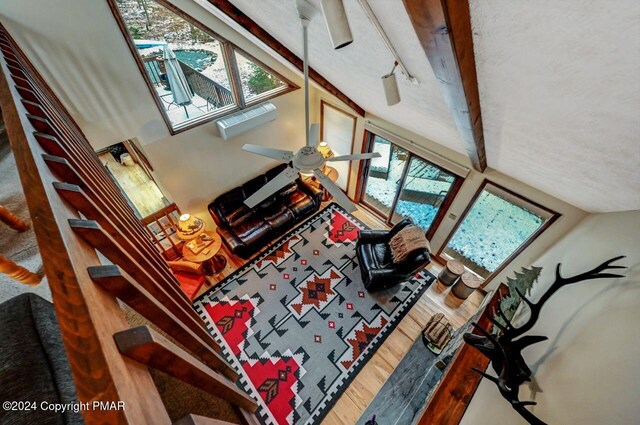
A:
[[320, 0, 353, 49], [382, 61, 401, 106]]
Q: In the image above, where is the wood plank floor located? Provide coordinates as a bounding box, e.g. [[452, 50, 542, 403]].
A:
[[194, 205, 483, 424], [98, 153, 167, 217]]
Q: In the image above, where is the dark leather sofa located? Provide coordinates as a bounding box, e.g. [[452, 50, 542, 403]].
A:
[[356, 219, 431, 291], [209, 164, 323, 259]]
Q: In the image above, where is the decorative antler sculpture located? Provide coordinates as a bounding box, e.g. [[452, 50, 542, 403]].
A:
[[464, 256, 626, 425]]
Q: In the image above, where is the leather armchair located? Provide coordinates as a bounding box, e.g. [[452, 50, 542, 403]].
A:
[[356, 219, 430, 291]]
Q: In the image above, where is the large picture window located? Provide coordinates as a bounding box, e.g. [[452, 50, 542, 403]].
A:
[[357, 131, 463, 240], [109, 0, 296, 133], [439, 181, 559, 282]]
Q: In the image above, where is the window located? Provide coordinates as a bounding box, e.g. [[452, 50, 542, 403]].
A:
[[235, 50, 286, 102], [439, 181, 558, 281], [358, 132, 463, 240], [110, 0, 297, 133]]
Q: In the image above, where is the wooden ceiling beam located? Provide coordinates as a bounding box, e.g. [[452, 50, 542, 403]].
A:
[[403, 0, 487, 172], [206, 0, 365, 117]]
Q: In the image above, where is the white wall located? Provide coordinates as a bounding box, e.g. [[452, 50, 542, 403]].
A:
[[461, 210, 640, 424]]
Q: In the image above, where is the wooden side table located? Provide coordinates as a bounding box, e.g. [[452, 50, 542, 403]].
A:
[[182, 231, 226, 276], [452, 271, 483, 299], [437, 259, 465, 287]]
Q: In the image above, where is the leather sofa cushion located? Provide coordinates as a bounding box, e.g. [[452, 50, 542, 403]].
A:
[[263, 203, 295, 231], [242, 175, 268, 197], [279, 182, 298, 198], [233, 216, 271, 246], [217, 187, 253, 227], [284, 191, 314, 218], [265, 163, 288, 180]]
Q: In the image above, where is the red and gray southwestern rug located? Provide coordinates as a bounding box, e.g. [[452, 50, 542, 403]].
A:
[[193, 203, 435, 425]]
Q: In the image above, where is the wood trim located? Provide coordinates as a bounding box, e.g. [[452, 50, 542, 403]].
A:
[[319, 99, 357, 193], [114, 326, 259, 413], [105, 0, 300, 135], [418, 286, 507, 424], [403, 0, 486, 172], [206, 0, 366, 116], [354, 130, 373, 203], [0, 46, 170, 424], [425, 171, 463, 241], [435, 179, 561, 288]]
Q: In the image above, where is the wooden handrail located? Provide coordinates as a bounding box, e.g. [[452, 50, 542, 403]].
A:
[[0, 23, 257, 424]]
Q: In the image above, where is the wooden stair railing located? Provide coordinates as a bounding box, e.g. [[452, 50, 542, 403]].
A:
[[0, 22, 258, 424], [141, 203, 185, 261]]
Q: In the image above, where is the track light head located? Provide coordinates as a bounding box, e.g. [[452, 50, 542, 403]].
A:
[[382, 71, 400, 106], [320, 0, 353, 49]]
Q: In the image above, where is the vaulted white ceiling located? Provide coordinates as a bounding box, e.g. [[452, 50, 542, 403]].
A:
[[226, 0, 640, 213]]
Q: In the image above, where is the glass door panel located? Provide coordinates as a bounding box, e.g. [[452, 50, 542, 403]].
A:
[[362, 136, 409, 218], [441, 182, 556, 278], [391, 157, 457, 231]]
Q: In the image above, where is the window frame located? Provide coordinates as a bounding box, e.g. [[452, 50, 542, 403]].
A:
[[107, 0, 299, 135], [355, 130, 465, 241], [435, 179, 560, 288]]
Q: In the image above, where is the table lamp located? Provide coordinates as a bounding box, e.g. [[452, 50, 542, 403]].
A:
[[318, 141, 334, 159], [176, 213, 205, 241]]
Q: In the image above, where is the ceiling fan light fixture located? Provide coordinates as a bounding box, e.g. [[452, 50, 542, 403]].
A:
[[321, 0, 353, 50]]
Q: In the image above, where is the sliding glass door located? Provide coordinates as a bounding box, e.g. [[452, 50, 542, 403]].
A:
[[359, 132, 462, 239], [440, 181, 558, 279]]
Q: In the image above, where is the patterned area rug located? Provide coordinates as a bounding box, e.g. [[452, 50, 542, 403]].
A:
[[193, 204, 435, 425]]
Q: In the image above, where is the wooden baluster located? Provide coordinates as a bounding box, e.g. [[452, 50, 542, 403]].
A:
[[0, 204, 29, 232], [88, 265, 235, 380], [40, 144, 178, 285], [114, 326, 258, 413], [0, 45, 171, 424], [68, 219, 214, 348], [53, 182, 188, 302], [0, 253, 41, 285]]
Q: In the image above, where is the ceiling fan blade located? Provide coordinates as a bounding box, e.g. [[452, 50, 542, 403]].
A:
[[242, 144, 294, 162], [245, 167, 300, 208], [326, 152, 382, 162], [308, 123, 320, 148], [313, 169, 357, 213]]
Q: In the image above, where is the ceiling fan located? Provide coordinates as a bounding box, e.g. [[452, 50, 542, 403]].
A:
[[241, 0, 380, 213]]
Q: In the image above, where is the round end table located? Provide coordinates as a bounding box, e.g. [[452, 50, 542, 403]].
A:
[[182, 231, 226, 276], [452, 271, 483, 299], [438, 259, 465, 287]]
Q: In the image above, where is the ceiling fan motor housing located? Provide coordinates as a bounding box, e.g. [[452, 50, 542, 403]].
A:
[[293, 146, 325, 174]]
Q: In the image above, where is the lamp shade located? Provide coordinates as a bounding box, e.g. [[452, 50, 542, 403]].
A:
[[318, 141, 334, 159], [176, 213, 205, 240]]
